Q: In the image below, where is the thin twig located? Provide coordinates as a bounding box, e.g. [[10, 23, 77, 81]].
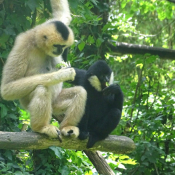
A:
[[154, 163, 160, 175], [0, 57, 4, 65], [130, 65, 144, 121]]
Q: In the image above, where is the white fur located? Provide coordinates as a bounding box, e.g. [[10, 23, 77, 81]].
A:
[[88, 75, 102, 91], [109, 72, 114, 85], [1, 0, 86, 139], [50, 0, 72, 25]]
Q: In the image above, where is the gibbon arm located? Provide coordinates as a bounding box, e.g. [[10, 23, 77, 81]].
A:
[[103, 84, 124, 111], [1, 68, 75, 101], [50, 0, 72, 25], [96, 109, 121, 133], [87, 108, 122, 148], [66, 68, 89, 139], [70, 68, 87, 85]]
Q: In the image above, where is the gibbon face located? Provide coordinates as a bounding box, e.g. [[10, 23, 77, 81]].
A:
[[87, 61, 114, 91], [35, 21, 74, 57]]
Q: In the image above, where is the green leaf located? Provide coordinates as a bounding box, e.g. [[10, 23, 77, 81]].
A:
[[78, 41, 85, 51], [14, 171, 23, 175], [49, 146, 62, 158], [69, 0, 79, 9], [87, 35, 95, 44], [0, 104, 8, 118], [90, 0, 98, 5], [4, 150, 12, 161], [26, 0, 38, 11], [60, 166, 70, 175], [102, 23, 111, 32], [121, 1, 127, 8], [9, 114, 17, 120], [0, 33, 9, 44], [96, 38, 103, 47]]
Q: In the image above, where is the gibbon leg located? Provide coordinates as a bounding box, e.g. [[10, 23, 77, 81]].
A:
[[28, 85, 60, 138], [52, 86, 87, 138]]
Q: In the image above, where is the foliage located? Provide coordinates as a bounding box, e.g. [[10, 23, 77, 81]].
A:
[[0, 0, 175, 174], [108, 1, 175, 174], [111, 54, 175, 174]]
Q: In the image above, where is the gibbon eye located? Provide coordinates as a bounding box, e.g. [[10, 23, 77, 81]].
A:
[[43, 35, 47, 39], [100, 75, 109, 82]]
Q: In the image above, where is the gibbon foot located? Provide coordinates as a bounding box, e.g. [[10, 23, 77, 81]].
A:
[[78, 131, 89, 140], [40, 125, 62, 141], [61, 126, 79, 138]]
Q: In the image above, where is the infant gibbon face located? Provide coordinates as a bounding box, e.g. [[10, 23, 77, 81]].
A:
[[87, 61, 114, 91], [35, 21, 74, 57]]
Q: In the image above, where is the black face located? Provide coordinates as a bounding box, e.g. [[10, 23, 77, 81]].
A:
[[53, 44, 66, 55], [99, 73, 111, 89], [62, 48, 68, 62], [87, 60, 112, 89]]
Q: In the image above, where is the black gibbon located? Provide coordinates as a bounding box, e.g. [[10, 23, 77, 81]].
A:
[[1, 0, 87, 139], [69, 60, 124, 148]]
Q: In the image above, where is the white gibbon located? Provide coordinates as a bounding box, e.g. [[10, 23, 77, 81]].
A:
[[0, 0, 87, 139]]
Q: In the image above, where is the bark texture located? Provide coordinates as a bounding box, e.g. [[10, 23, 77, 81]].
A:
[[0, 132, 135, 154], [107, 42, 175, 60], [84, 150, 115, 175]]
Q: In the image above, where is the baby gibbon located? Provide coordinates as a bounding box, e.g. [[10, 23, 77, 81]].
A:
[[1, 0, 87, 139], [69, 61, 124, 148]]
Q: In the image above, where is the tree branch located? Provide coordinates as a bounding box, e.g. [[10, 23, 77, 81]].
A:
[[167, 0, 175, 4], [84, 151, 115, 175], [0, 132, 135, 154], [107, 42, 175, 60]]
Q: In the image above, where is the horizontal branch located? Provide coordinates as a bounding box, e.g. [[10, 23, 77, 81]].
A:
[[107, 42, 175, 60], [0, 132, 135, 154], [167, 0, 175, 4]]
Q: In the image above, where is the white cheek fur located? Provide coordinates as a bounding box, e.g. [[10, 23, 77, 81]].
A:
[[109, 72, 114, 85], [88, 75, 102, 91]]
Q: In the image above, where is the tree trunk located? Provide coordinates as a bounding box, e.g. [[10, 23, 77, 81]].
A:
[[84, 150, 115, 175]]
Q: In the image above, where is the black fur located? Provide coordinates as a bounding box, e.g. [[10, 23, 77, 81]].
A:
[[62, 48, 68, 62], [70, 60, 124, 148], [52, 21, 69, 40], [53, 44, 65, 55]]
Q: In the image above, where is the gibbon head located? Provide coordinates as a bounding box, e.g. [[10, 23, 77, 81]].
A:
[[87, 60, 114, 91], [35, 21, 74, 57]]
